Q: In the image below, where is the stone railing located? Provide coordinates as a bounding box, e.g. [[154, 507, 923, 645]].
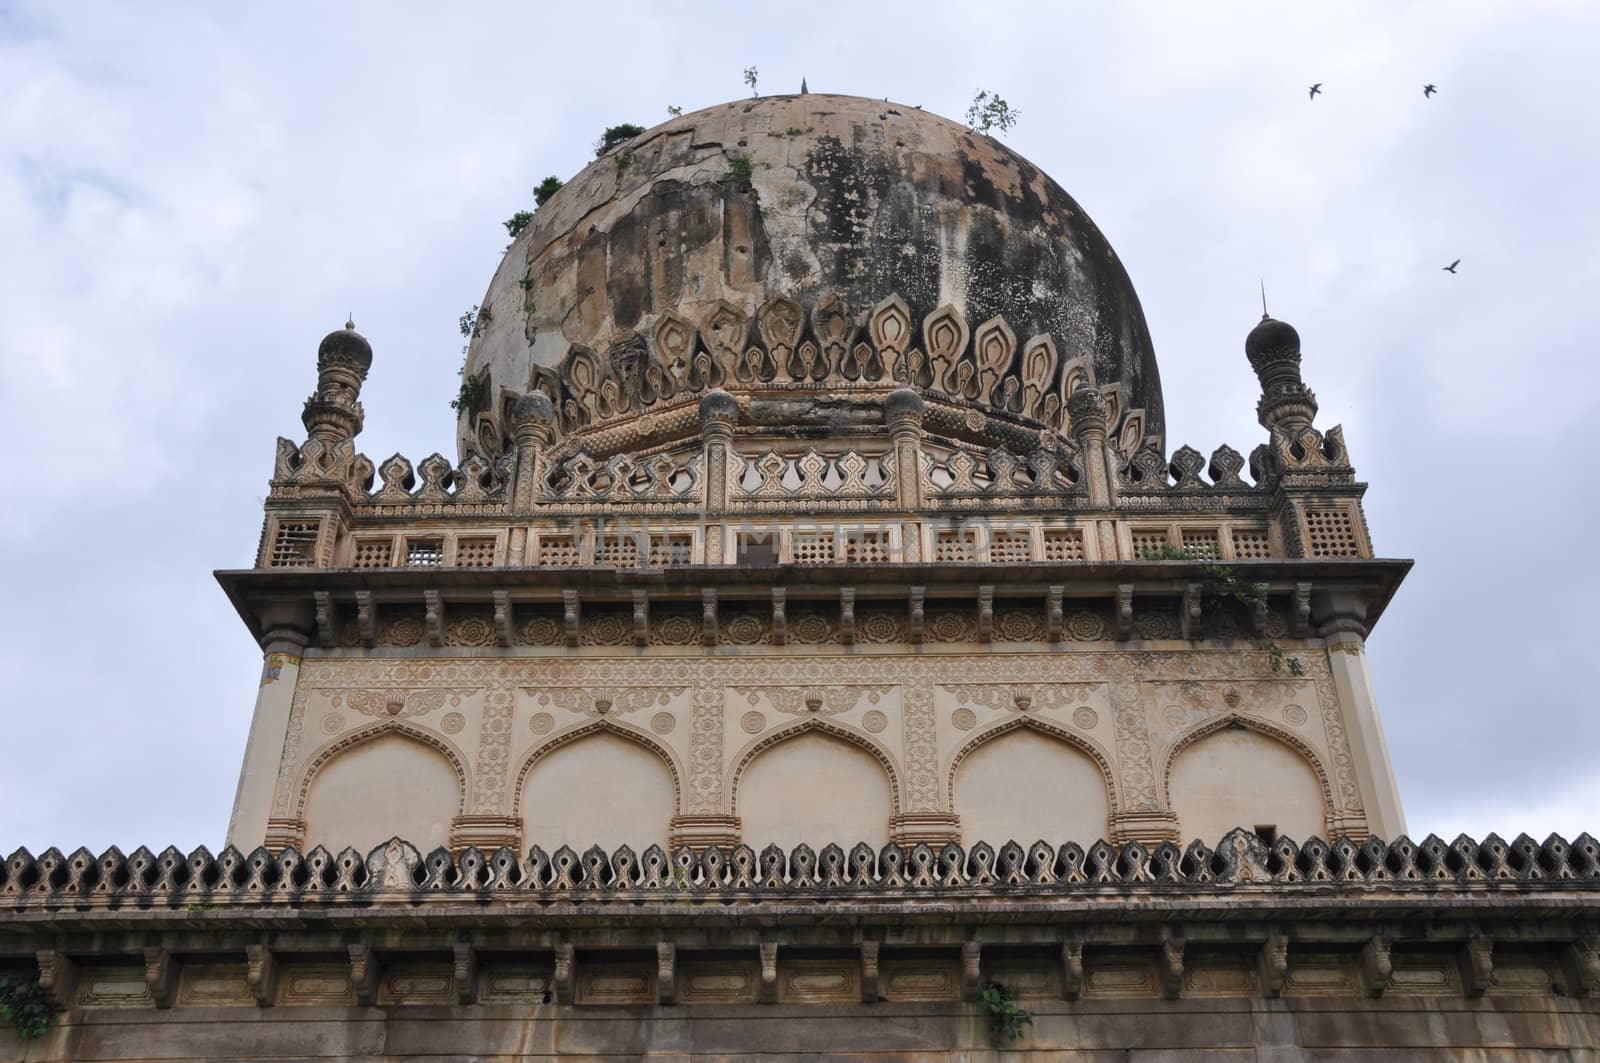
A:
[[5, 830, 1596, 907]]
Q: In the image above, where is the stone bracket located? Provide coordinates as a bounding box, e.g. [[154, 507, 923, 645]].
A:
[[1259, 929, 1288, 998], [355, 590, 376, 647], [1461, 934, 1494, 997], [35, 947, 77, 1010], [562, 590, 580, 647], [1293, 581, 1313, 637], [702, 588, 718, 647], [770, 588, 787, 645], [840, 587, 856, 645], [758, 942, 778, 1004], [859, 939, 880, 1004], [144, 945, 180, 1009], [349, 943, 382, 1006], [245, 943, 278, 1008], [632, 590, 649, 647], [1359, 934, 1393, 997], [492, 590, 514, 647], [908, 586, 926, 644], [553, 942, 575, 1004], [424, 590, 445, 647], [454, 942, 478, 1005], [1114, 583, 1134, 641], [1159, 927, 1185, 999], [961, 940, 981, 1001], [1047, 584, 1065, 642], [313, 591, 336, 646], [1181, 581, 1203, 640], [1562, 936, 1600, 998], [1060, 937, 1084, 1001], [977, 585, 994, 643], [656, 941, 676, 1005]]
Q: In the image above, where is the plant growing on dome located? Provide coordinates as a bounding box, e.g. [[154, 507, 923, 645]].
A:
[[977, 980, 1032, 1045], [615, 149, 635, 174], [503, 210, 534, 239], [534, 176, 564, 207], [452, 363, 488, 415], [459, 305, 491, 340], [743, 66, 758, 96], [723, 154, 756, 198], [667, 104, 683, 118], [594, 123, 645, 157], [966, 90, 1020, 136]]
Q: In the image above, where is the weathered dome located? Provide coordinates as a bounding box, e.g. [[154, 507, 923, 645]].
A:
[[318, 322, 372, 374], [461, 93, 1161, 459], [1246, 315, 1300, 363]]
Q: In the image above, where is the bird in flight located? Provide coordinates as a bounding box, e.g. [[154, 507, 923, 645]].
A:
[[1424, 83, 1438, 98], [1443, 259, 1460, 274], [1309, 83, 1323, 100]]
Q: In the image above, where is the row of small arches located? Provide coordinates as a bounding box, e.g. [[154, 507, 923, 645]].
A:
[[302, 724, 1328, 854]]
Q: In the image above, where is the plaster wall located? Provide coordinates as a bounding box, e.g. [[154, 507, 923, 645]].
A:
[[239, 637, 1395, 853], [1168, 726, 1326, 846], [956, 728, 1110, 846], [303, 732, 459, 853], [521, 731, 674, 853], [738, 731, 893, 849]]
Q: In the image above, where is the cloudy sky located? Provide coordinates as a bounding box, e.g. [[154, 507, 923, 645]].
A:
[[2, 2, 1596, 851]]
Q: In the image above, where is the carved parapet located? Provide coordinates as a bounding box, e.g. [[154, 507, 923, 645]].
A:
[[1, 833, 1597, 906]]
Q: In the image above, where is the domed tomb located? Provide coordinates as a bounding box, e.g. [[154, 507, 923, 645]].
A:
[[460, 93, 1162, 467]]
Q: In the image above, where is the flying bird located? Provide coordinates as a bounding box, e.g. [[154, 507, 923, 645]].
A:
[[1424, 83, 1438, 98], [1308, 83, 1322, 100], [1443, 259, 1460, 274]]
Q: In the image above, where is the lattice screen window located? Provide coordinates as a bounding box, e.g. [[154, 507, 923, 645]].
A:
[[991, 530, 1033, 563], [843, 530, 890, 564], [404, 537, 444, 567], [1042, 528, 1085, 562], [1180, 528, 1220, 560], [1231, 527, 1273, 560], [792, 531, 836, 564], [648, 533, 693, 566], [595, 536, 641, 568], [935, 529, 977, 562], [537, 534, 580, 566], [1131, 529, 1172, 559], [1306, 507, 1360, 557], [454, 537, 497, 568], [351, 538, 393, 569], [268, 521, 319, 568]]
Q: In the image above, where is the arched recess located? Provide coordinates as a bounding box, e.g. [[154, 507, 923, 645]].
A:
[[514, 721, 681, 853], [732, 721, 897, 851], [1165, 717, 1331, 846], [298, 723, 468, 854], [950, 720, 1114, 846]]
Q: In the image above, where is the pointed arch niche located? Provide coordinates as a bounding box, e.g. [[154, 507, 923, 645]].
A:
[[518, 727, 677, 853], [953, 723, 1112, 846], [301, 728, 464, 854], [1167, 721, 1328, 845], [735, 726, 895, 850]]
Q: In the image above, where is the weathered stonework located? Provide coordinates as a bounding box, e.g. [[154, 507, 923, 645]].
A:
[[5, 92, 1589, 1059]]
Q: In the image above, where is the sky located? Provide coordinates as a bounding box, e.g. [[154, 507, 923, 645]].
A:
[[1, 1, 1597, 851]]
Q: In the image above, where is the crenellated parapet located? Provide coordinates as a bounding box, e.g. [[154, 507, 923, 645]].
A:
[[5, 830, 1597, 904], [255, 306, 1380, 574]]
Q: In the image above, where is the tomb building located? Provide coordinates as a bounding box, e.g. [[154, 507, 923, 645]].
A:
[[3, 93, 1596, 1059]]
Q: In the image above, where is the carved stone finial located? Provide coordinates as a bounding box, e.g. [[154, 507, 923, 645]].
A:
[[884, 387, 925, 425], [303, 323, 372, 445], [1245, 313, 1318, 434], [1065, 381, 1107, 444], [698, 388, 739, 436], [511, 391, 557, 442]]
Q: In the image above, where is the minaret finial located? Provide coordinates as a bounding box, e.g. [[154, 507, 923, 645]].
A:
[[346, 312, 355, 330], [1259, 280, 1268, 319], [800, 77, 808, 94]]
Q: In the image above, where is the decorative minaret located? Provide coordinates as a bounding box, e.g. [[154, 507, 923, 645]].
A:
[[1244, 313, 1317, 435], [301, 320, 372, 447]]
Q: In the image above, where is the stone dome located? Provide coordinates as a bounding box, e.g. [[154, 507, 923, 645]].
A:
[[460, 93, 1161, 460]]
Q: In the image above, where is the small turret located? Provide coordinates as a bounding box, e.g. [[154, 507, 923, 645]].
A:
[[302, 320, 372, 445], [1245, 313, 1317, 435]]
